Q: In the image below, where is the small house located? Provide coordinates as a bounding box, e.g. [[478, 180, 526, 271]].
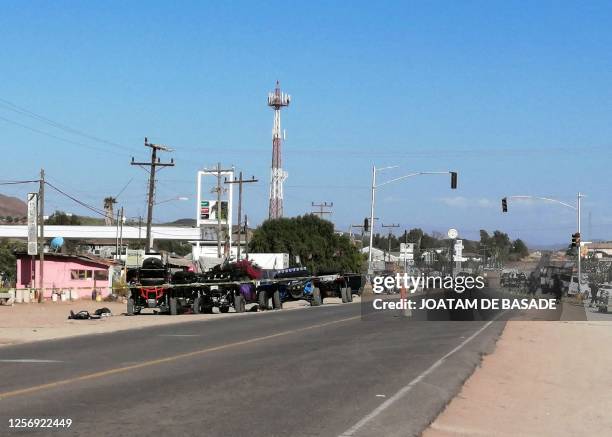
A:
[[15, 253, 117, 299]]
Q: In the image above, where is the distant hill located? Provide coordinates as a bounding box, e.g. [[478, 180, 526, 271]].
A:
[[164, 218, 197, 226], [0, 193, 27, 218]]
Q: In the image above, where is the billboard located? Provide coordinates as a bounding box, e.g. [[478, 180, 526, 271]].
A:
[[199, 200, 228, 223], [27, 193, 38, 255]]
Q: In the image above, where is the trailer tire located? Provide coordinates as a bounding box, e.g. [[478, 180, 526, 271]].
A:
[[258, 291, 268, 310], [203, 305, 214, 314], [311, 287, 322, 306], [192, 296, 201, 314], [170, 297, 179, 315], [272, 290, 282, 310], [127, 298, 135, 316], [234, 294, 246, 313], [341, 287, 349, 303], [219, 305, 229, 313]]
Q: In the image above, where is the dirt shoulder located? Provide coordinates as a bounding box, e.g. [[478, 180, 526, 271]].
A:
[[0, 297, 355, 347], [424, 320, 612, 437]]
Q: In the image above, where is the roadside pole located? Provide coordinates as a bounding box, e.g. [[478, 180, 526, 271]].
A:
[[367, 165, 376, 276], [131, 138, 174, 253], [38, 168, 45, 303], [224, 172, 258, 261], [577, 192, 582, 290]]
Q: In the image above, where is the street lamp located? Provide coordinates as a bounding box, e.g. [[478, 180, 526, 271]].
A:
[[154, 196, 189, 206], [367, 166, 458, 275], [501, 193, 584, 291]]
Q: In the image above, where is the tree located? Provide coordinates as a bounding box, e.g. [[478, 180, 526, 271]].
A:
[[155, 240, 192, 257], [0, 239, 26, 285], [46, 211, 81, 225], [511, 238, 529, 259], [249, 214, 364, 274]]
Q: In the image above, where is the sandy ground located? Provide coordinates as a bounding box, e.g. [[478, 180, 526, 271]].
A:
[[424, 320, 612, 437], [0, 296, 358, 346]]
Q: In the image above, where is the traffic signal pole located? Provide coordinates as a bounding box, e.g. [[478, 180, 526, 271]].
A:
[[502, 193, 584, 290], [367, 166, 457, 276]]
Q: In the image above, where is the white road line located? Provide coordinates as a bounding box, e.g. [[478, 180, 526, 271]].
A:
[[0, 359, 63, 363], [339, 319, 499, 437], [158, 334, 200, 337]]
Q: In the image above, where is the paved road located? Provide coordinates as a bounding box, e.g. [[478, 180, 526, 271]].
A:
[[0, 301, 504, 436]]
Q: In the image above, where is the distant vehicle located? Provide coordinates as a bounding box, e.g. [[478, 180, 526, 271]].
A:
[[567, 274, 590, 296], [597, 283, 612, 313], [500, 271, 527, 289]]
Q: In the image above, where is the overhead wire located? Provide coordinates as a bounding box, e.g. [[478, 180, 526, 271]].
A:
[[0, 96, 138, 153]]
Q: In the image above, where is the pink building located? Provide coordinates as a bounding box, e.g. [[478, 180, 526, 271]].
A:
[[16, 253, 116, 299]]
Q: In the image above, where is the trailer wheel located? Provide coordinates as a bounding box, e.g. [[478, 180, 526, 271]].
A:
[[311, 287, 322, 306], [170, 297, 179, 315], [341, 287, 349, 303], [258, 291, 268, 310], [219, 305, 229, 313], [127, 297, 135, 316], [192, 296, 201, 314], [272, 290, 282, 309], [203, 305, 214, 314], [234, 294, 246, 313]]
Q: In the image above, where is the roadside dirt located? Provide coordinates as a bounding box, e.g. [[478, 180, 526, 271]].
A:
[[424, 321, 612, 437], [0, 296, 358, 346]]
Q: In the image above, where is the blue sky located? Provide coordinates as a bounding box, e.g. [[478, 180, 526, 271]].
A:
[[1, 1, 611, 246]]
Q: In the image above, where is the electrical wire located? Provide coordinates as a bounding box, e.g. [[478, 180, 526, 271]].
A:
[[0, 114, 109, 154], [0, 96, 137, 153], [43, 180, 193, 238], [0, 180, 39, 185]]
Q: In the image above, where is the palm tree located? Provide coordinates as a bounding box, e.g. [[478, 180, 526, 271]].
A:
[[103, 197, 117, 226]]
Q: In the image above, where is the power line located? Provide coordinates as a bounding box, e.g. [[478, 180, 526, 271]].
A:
[[0, 114, 109, 154], [44, 179, 189, 238], [0, 180, 39, 185], [0, 96, 136, 152]]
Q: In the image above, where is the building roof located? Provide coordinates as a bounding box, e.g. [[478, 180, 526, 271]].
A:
[[15, 252, 118, 267], [586, 242, 612, 250]]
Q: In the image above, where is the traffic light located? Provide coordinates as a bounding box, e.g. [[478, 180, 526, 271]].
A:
[[364, 217, 369, 232], [501, 197, 508, 213], [572, 232, 581, 248], [450, 172, 458, 189]]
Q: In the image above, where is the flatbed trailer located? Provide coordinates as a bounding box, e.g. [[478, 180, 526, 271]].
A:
[[128, 273, 363, 315]]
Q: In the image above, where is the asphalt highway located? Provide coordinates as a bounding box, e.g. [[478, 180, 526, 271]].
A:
[[0, 301, 504, 436]]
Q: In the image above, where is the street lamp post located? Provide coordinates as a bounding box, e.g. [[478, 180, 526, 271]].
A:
[[148, 196, 188, 249], [367, 166, 458, 275], [502, 192, 584, 290]]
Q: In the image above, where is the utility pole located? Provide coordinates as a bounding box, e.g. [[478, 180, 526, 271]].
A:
[[349, 224, 364, 245], [480, 244, 488, 269], [115, 209, 120, 259], [577, 192, 583, 289], [311, 201, 333, 218], [244, 214, 250, 259], [38, 168, 45, 303], [224, 172, 258, 261], [382, 224, 400, 263], [119, 206, 124, 259], [131, 137, 174, 252]]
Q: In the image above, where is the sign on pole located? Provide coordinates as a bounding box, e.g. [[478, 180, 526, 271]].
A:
[[27, 193, 38, 255]]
